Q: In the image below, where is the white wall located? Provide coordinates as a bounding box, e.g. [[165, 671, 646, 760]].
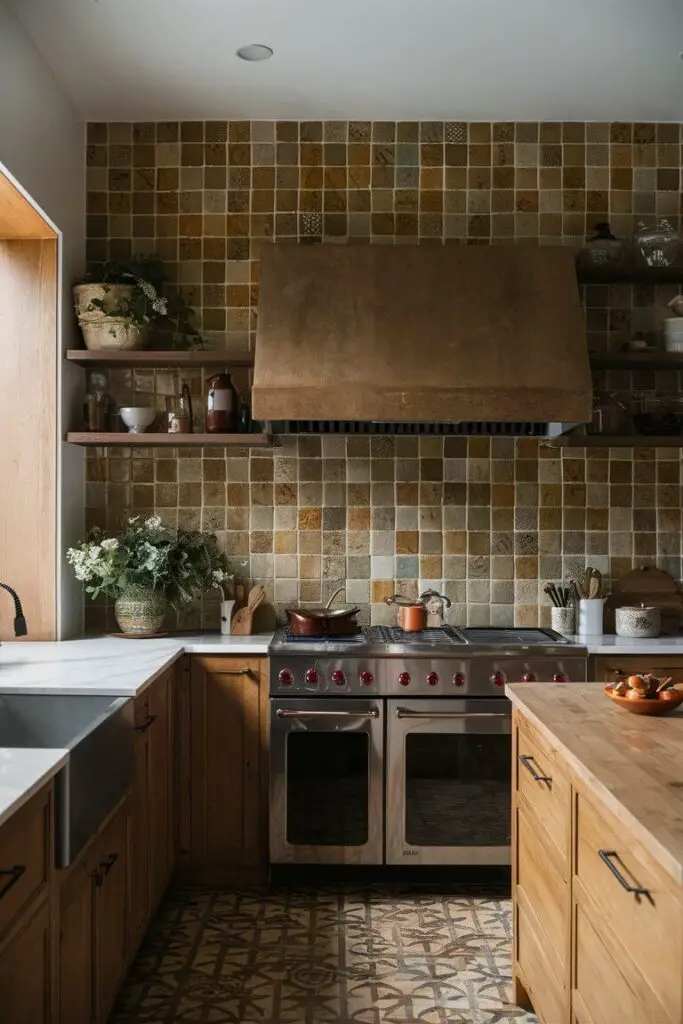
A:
[[0, 1, 85, 637]]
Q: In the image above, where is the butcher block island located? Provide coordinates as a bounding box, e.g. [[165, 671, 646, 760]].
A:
[[507, 682, 683, 1024]]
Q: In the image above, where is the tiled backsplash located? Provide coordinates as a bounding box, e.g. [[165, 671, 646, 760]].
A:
[[83, 120, 683, 630]]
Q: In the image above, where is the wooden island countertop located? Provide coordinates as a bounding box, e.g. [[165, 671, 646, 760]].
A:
[[506, 682, 683, 884]]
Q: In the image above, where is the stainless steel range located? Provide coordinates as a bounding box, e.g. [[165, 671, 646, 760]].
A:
[[268, 625, 587, 867]]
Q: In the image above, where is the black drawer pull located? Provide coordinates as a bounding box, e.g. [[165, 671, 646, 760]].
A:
[[598, 850, 651, 902], [519, 754, 552, 785], [135, 713, 157, 733], [101, 853, 119, 876], [0, 865, 26, 902]]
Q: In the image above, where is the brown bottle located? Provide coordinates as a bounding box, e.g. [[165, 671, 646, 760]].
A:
[[206, 373, 238, 433]]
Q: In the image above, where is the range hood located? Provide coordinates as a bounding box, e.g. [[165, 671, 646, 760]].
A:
[[252, 243, 592, 436]]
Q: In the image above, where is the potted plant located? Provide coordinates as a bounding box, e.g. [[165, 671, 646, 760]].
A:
[[73, 256, 204, 352], [67, 515, 233, 635]]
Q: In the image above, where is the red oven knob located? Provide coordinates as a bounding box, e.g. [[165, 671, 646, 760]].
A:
[[553, 672, 568, 682], [332, 669, 346, 686], [305, 667, 320, 686], [426, 671, 439, 687], [491, 671, 506, 688], [278, 668, 294, 687], [398, 671, 411, 687], [359, 670, 374, 687], [454, 672, 466, 687], [522, 671, 537, 682]]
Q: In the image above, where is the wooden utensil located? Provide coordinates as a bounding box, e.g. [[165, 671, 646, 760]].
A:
[[231, 584, 266, 635]]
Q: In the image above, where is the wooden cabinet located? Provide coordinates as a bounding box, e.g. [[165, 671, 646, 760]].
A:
[[0, 897, 52, 1024], [128, 668, 174, 957], [177, 656, 268, 882], [512, 696, 683, 1024], [513, 712, 571, 1024], [0, 784, 51, 941], [58, 796, 130, 1024], [591, 654, 683, 683]]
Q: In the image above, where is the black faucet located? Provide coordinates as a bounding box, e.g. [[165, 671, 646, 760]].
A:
[[0, 583, 27, 637]]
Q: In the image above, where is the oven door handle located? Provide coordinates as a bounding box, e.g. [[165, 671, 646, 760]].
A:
[[276, 708, 380, 719], [395, 708, 509, 719]]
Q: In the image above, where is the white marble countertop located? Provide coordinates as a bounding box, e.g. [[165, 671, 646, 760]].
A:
[[574, 634, 683, 655], [0, 747, 68, 829], [0, 633, 273, 696]]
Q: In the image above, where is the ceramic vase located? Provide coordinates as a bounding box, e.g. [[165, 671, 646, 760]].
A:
[[220, 600, 236, 635]]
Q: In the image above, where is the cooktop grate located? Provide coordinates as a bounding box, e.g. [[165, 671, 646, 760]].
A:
[[368, 625, 466, 645], [458, 627, 568, 645]]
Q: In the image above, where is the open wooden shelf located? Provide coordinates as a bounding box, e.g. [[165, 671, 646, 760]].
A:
[[553, 434, 683, 447], [589, 351, 683, 371], [66, 349, 254, 368], [66, 432, 271, 448], [577, 266, 683, 285]]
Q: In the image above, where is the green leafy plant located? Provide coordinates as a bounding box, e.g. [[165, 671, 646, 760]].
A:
[[81, 256, 204, 350], [66, 515, 232, 608]]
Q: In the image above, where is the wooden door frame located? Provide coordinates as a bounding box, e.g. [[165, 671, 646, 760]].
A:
[[0, 163, 60, 640]]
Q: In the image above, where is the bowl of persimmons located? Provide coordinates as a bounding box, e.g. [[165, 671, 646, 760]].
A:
[[605, 673, 683, 715]]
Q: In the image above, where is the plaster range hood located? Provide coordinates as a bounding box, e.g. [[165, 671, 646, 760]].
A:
[[251, 243, 592, 437]]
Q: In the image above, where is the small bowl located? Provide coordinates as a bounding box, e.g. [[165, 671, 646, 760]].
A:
[[120, 407, 156, 433], [604, 684, 683, 715]]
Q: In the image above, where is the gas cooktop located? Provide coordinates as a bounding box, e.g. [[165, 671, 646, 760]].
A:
[[269, 625, 581, 657]]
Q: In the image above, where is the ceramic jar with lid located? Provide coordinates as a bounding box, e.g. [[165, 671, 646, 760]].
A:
[[615, 606, 661, 638], [206, 373, 238, 432]]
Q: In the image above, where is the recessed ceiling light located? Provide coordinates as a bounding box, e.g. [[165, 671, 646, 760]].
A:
[[236, 44, 273, 62]]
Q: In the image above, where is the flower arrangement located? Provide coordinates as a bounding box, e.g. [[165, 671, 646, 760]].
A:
[[67, 516, 233, 633]]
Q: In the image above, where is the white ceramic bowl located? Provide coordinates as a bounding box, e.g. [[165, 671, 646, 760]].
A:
[[120, 407, 156, 433]]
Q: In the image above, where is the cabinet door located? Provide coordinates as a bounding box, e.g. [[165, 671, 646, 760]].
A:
[[592, 654, 683, 684], [0, 898, 52, 1024], [187, 657, 266, 874], [94, 801, 129, 1024], [58, 851, 96, 1024], [128, 721, 150, 954], [148, 669, 174, 910]]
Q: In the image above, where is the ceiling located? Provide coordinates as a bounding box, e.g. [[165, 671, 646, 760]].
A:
[[7, 0, 683, 121]]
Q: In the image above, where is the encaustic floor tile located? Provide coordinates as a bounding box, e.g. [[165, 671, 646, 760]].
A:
[[110, 886, 539, 1024]]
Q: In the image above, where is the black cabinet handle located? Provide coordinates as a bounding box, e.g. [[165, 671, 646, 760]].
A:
[[0, 865, 25, 902], [135, 713, 157, 733], [519, 754, 552, 785], [598, 849, 651, 901], [100, 853, 119, 876]]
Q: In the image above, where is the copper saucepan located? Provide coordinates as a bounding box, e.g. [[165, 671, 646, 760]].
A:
[[286, 586, 360, 637], [384, 594, 427, 631]]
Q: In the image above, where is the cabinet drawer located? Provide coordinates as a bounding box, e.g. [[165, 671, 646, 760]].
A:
[[515, 719, 570, 867], [517, 900, 568, 1024], [573, 902, 671, 1024], [516, 804, 568, 968], [0, 786, 50, 939], [575, 792, 682, 1022]]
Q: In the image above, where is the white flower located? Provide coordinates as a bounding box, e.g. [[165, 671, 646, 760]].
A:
[[128, 516, 140, 525], [145, 515, 163, 532], [212, 569, 233, 584], [101, 538, 118, 551]]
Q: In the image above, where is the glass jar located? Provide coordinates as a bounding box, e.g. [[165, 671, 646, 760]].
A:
[[577, 222, 625, 270], [83, 371, 111, 431]]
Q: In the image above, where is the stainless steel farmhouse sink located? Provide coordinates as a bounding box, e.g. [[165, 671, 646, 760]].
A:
[[0, 694, 134, 866]]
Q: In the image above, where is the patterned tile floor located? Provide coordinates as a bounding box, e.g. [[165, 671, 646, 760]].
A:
[[111, 886, 539, 1024]]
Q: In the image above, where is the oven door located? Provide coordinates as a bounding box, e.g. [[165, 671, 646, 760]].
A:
[[269, 698, 383, 864], [386, 698, 511, 866]]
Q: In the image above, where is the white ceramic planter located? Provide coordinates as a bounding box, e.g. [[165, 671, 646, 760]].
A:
[[220, 600, 236, 635]]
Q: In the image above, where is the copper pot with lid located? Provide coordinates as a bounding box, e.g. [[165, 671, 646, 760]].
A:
[[384, 594, 427, 632]]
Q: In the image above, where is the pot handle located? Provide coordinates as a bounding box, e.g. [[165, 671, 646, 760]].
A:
[[325, 585, 346, 610]]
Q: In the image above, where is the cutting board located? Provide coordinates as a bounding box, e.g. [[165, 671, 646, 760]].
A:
[[604, 566, 683, 634]]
